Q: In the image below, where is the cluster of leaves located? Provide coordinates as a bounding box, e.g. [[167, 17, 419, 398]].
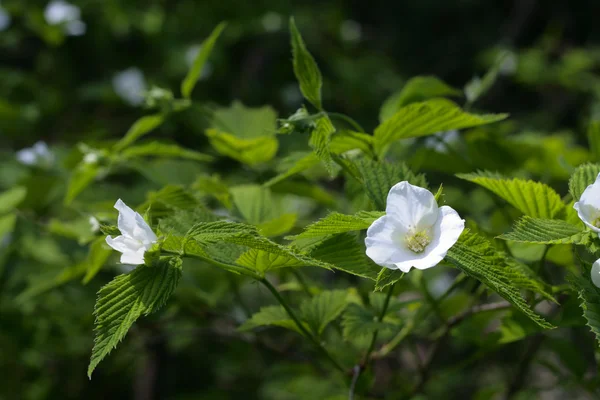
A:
[[4, 6, 600, 400]]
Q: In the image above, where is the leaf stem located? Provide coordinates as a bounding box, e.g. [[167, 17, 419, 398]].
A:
[[259, 278, 346, 374], [327, 112, 366, 132]]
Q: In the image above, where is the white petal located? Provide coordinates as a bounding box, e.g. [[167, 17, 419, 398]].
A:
[[574, 173, 600, 232], [16, 148, 37, 165], [365, 215, 410, 268], [132, 213, 157, 244], [105, 235, 143, 254], [426, 206, 465, 258], [385, 181, 438, 230], [120, 248, 146, 265], [592, 259, 600, 288], [114, 199, 139, 237]]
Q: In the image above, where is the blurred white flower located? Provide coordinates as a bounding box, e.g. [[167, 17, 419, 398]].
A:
[[112, 68, 147, 106], [340, 20, 362, 42], [424, 130, 460, 153], [365, 181, 464, 272], [83, 152, 99, 164], [16, 141, 54, 166], [45, 0, 80, 24], [262, 12, 282, 32], [592, 259, 600, 288], [105, 199, 157, 265], [574, 173, 600, 235], [44, 1, 85, 36], [89, 216, 100, 233], [0, 3, 11, 32]]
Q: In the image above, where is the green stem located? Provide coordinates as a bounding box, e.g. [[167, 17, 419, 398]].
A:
[[259, 278, 346, 374], [164, 249, 261, 280], [327, 112, 366, 132]]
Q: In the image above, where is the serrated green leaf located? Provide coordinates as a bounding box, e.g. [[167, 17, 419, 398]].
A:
[[374, 268, 404, 291], [330, 130, 375, 156], [498, 217, 584, 244], [290, 211, 383, 239], [588, 121, 600, 162], [0, 186, 26, 215], [120, 142, 213, 162], [181, 22, 227, 98], [570, 274, 600, 346], [445, 231, 555, 328], [309, 115, 335, 173], [211, 101, 278, 139], [192, 175, 232, 208], [569, 163, 600, 201], [82, 237, 113, 284], [238, 305, 303, 334], [206, 128, 278, 165], [374, 99, 507, 157], [306, 233, 380, 280], [263, 152, 321, 187], [458, 171, 564, 219], [300, 290, 349, 335], [113, 114, 165, 152], [230, 185, 275, 224], [379, 76, 460, 122], [236, 248, 304, 273], [353, 158, 428, 210], [88, 258, 182, 378], [258, 213, 297, 237], [289, 17, 322, 110], [139, 185, 202, 219], [64, 163, 100, 205]]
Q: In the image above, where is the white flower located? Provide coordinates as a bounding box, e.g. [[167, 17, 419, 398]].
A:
[[574, 173, 600, 235], [44, 1, 80, 25], [112, 68, 147, 106], [340, 20, 362, 42], [365, 181, 465, 272], [16, 141, 54, 166], [88, 216, 100, 233], [592, 259, 600, 288], [64, 20, 86, 36], [261, 12, 282, 32], [105, 199, 157, 265], [83, 152, 99, 164], [0, 4, 11, 32]]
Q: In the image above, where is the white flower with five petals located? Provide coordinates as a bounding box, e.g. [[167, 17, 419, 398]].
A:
[[365, 181, 465, 272], [574, 173, 600, 235], [105, 199, 157, 265]]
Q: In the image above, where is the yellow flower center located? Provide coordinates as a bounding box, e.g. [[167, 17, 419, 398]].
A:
[[405, 230, 431, 253]]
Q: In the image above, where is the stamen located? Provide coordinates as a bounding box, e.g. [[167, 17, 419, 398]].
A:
[[405, 230, 431, 253]]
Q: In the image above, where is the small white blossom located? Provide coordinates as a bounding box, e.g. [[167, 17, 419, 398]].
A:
[[592, 259, 600, 288], [365, 181, 465, 272], [105, 199, 157, 265], [574, 173, 600, 235], [83, 152, 99, 164], [0, 3, 11, 32], [261, 12, 282, 32], [88, 216, 100, 233], [112, 68, 147, 106], [340, 20, 362, 43], [64, 19, 86, 36], [44, 0, 85, 36], [16, 141, 54, 166]]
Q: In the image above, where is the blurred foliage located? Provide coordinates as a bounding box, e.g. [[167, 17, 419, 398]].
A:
[[3, 1, 600, 400]]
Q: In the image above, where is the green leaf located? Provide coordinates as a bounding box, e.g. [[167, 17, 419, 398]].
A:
[[570, 274, 600, 346], [192, 175, 232, 208], [238, 305, 303, 334], [64, 163, 100, 205], [374, 268, 405, 291], [258, 213, 297, 237], [290, 211, 383, 239], [211, 101, 278, 139], [236, 248, 304, 273], [230, 185, 276, 224], [181, 22, 227, 98], [205, 129, 278, 165], [121, 142, 213, 162], [379, 76, 460, 122], [374, 99, 507, 157], [353, 158, 428, 210], [263, 152, 320, 187], [309, 115, 335, 173], [0, 213, 16, 239], [82, 237, 113, 284], [289, 17, 323, 110], [498, 217, 585, 244], [445, 231, 555, 329], [0, 186, 26, 214], [588, 121, 600, 161], [139, 185, 202, 219], [306, 233, 380, 280], [329, 130, 375, 156], [569, 163, 600, 201], [88, 258, 182, 378], [113, 114, 165, 152], [458, 171, 564, 219], [300, 290, 349, 335]]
